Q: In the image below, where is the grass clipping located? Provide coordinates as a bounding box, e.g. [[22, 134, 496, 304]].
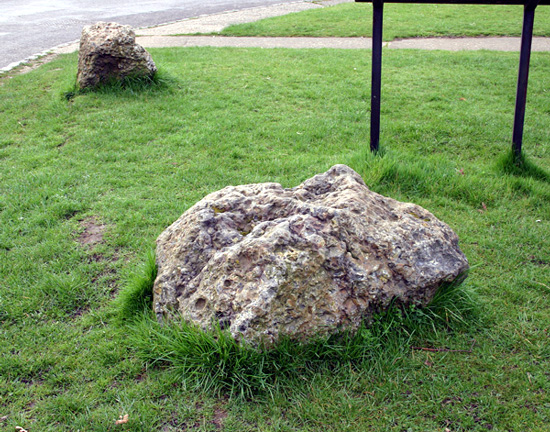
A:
[[118, 252, 478, 398]]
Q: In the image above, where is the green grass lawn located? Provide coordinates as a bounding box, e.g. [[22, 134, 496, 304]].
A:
[[216, 3, 550, 39], [1, 47, 549, 431]]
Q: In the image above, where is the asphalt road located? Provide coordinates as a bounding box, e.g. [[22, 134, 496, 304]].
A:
[[0, 0, 301, 70]]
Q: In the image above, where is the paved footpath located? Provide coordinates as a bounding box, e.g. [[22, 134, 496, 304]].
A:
[[21, 0, 550, 69]]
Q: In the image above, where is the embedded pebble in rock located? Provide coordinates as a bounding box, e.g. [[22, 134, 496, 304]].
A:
[[153, 165, 469, 346]]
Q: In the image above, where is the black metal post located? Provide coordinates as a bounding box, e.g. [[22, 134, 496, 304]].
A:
[[370, 0, 384, 152], [512, 0, 539, 159]]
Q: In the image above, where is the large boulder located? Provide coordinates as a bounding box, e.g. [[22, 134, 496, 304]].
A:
[[77, 22, 157, 89], [153, 165, 469, 346]]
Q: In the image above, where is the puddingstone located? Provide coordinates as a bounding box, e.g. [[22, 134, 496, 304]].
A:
[[153, 165, 469, 346], [77, 22, 157, 89]]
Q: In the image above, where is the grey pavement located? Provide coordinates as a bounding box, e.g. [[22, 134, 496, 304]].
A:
[[6, 0, 550, 73], [389, 36, 550, 52], [0, 0, 317, 71], [130, 35, 550, 51]]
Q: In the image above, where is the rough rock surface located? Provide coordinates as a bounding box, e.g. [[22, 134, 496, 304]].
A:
[[153, 165, 469, 346], [77, 22, 157, 89]]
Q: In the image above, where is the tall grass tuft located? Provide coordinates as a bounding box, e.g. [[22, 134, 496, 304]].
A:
[[64, 69, 175, 100], [115, 250, 157, 323], [128, 268, 479, 398], [400, 274, 481, 336]]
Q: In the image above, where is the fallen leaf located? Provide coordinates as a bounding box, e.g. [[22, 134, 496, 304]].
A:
[[478, 202, 488, 213], [16, 427, 29, 432], [115, 414, 129, 425], [459, 97, 467, 101]]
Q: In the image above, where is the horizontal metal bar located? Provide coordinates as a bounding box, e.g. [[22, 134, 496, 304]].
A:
[[355, 0, 549, 5]]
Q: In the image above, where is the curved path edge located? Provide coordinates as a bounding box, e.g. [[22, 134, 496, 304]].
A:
[[3, 0, 549, 74]]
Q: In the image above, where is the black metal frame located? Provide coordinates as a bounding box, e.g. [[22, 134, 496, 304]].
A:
[[356, 0, 549, 157]]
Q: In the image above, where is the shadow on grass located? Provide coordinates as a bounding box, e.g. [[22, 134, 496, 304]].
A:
[[496, 149, 550, 183], [349, 148, 496, 207], [116, 252, 480, 399]]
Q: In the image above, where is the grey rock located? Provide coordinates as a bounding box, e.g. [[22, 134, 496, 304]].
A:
[[153, 165, 468, 346], [77, 22, 157, 89]]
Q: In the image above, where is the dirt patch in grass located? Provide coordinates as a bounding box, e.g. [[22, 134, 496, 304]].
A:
[[211, 407, 228, 430], [77, 217, 106, 246]]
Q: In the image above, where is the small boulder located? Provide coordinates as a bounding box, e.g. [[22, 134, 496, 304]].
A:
[[153, 165, 469, 346], [77, 22, 157, 89]]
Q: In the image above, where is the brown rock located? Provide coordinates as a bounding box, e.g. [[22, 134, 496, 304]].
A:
[[153, 165, 469, 346], [77, 22, 157, 89]]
